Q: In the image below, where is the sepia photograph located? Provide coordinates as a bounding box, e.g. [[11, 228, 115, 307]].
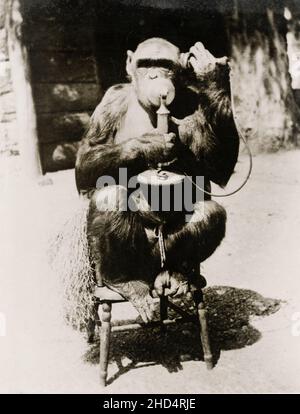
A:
[[0, 0, 300, 395]]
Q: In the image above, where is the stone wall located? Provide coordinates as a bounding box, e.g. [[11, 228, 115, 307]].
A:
[[0, 0, 18, 155]]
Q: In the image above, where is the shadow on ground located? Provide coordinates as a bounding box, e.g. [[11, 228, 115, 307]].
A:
[[84, 286, 281, 385]]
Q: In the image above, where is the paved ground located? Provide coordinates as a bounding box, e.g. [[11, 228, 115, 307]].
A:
[[0, 150, 300, 393]]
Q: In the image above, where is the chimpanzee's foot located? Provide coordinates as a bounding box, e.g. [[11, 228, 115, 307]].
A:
[[153, 271, 190, 298], [105, 279, 155, 323]]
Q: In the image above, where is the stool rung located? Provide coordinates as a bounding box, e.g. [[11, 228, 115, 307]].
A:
[[111, 316, 192, 332]]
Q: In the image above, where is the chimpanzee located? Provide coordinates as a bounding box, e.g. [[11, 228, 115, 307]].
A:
[[75, 38, 239, 322]]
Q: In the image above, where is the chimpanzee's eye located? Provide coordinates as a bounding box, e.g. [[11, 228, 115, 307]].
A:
[[136, 59, 176, 71], [136, 67, 148, 75]]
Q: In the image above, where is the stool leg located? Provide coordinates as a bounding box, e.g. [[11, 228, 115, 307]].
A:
[[159, 296, 168, 333], [193, 290, 213, 370], [99, 302, 112, 386]]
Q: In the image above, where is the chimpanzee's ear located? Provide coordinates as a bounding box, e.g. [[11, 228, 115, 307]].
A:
[[126, 50, 134, 77]]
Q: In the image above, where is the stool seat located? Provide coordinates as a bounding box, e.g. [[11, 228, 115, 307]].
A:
[[94, 286, 126, 302], [94, 274, 207, 303]]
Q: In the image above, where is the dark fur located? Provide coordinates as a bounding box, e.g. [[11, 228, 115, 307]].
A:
[[162, 202, 227, 271]]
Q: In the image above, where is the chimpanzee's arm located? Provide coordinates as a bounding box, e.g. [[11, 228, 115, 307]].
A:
[[75, 84, 174, 192], [75, 85, 142, 192], [75, 127, 146, 193], [179, 64, 240, 187]]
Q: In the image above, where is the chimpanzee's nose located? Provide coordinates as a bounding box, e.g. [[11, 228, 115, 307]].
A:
[[160, 88, 168, 100], [149, 72, 158, 79]]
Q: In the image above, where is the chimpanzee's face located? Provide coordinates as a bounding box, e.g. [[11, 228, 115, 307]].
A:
[[126, 39, 180, 109]]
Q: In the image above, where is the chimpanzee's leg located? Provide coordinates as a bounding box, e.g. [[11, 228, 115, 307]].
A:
[[167, 200, 226, 266], [87, 185, 161, 322], [153, 200, 226, 290]]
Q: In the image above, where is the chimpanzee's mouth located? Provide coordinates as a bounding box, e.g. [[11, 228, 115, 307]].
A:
[[148, 97, 161, 108]]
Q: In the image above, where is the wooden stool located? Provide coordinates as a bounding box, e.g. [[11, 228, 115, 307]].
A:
[[89, 279, 213, 387]]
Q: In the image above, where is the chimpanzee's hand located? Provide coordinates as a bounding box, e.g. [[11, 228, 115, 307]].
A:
[[153, 271, 190, 298], [127, 132, 176, 165], [108, 280, 155, 323], [186, 42, 228, 78]]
